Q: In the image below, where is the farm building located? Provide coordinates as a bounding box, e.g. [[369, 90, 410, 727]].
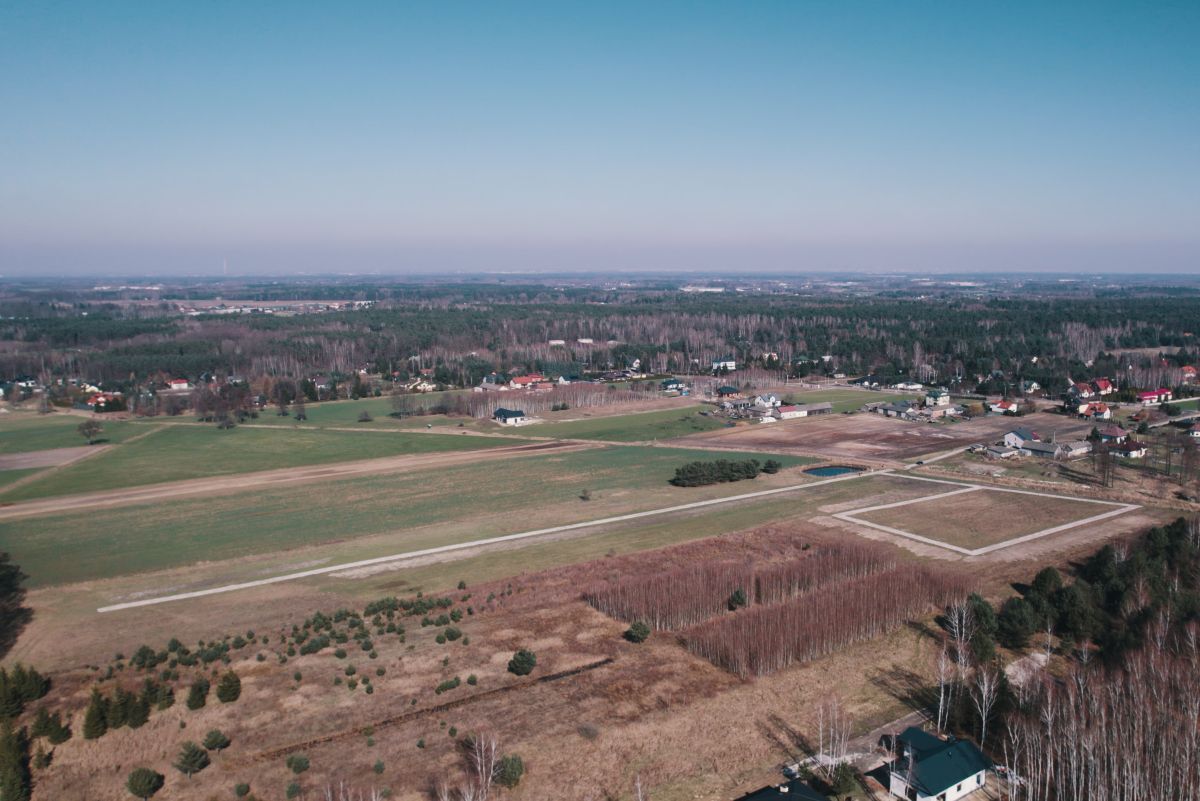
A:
[[716, 386, 742, 398], [660, 378, 685, 393], [1112, 441, 1148, 459], [985, 445, 1018, 459], [492, 408, 529, 426], [1019, 440, 1063, 459], [988, 399, 1018, 415], [777, 404, 805, 420], [888, 727, 990, 801], [735, 779, 826, 801], [712, 357, 737, 372]]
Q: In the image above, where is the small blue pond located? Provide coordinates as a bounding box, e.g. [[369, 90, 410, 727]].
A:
[[804, 465, 865, 477]]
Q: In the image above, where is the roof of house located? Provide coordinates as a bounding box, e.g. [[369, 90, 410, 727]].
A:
[[1009, 427, 1039, 442], [778, 405, 800, 412], [896, 727, 991, 796], [801, 402, 833, 412], [1114, 441, 1147, 453], [734, 779, 826, 801], [926, 388, 948, 397], [493, 408, 526, 419], [717, 386, 740, 395], [1099, 425, 1128, 437], [986, 445, 1017, 455], [1093, 378, 1113, 389], [1022, 441, 1061, 455]]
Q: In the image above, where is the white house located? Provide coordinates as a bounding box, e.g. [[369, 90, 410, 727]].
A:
[[988, 400, 1018, 415], [889, 727, 989, 801], [753, 394, 781, 409], [777, 404, 806, 420], [712, 358, 737, 372], [167, 378, 191, 391], [924, 389, 950, 407], [1003, 428, 1040, 449], [492, 408, 528, 426]]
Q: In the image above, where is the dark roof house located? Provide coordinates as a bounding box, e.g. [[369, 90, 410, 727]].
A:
[[890, 727, 991, 801], [493, 408, 526, 421], [734, 779, 826, 801]]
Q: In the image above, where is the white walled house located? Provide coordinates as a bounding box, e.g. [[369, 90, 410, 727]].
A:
[[889, 727, 990, 801], [492, 408, 529, 426]]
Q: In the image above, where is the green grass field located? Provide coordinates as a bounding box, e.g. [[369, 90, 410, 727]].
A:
[[495, 405, 728, 442], [1, 424, 513, 501], [781, 388, 918, 413], [0, 446, 814, 587], [0, 413, 139, 453]]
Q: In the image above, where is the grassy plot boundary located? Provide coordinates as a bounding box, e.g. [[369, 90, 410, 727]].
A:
[[833, 473, 1139, 556]]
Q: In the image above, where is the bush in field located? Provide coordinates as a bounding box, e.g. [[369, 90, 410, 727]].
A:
[[496, 754, 525, 788], [623, 621, 651, 643], [173, 741, 210, 778], [234, 783, 251, 798], [186, 678, 210, 710], [216, 671, 241, 703], [507, 650, 536, 676], [286, 754, 310, 775], [669, 458, 761, 487], [727, 588, 747, 611], [762, 459, 783, 474], [126, 767, 165, 799]]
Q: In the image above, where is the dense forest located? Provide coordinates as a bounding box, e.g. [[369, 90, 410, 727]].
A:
[[2, 282, 1198, 395]]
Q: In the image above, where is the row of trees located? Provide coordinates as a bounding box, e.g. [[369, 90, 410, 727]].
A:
[[683, 565, 971, 677], [669, 459, 764, 487]]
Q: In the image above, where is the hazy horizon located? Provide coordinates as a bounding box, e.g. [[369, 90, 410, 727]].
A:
[[2, 2, 1197, 276]]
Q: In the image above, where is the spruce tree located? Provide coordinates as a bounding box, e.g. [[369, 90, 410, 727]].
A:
[[126, 767, 165, 799], [82, 690, 108, 740], [215, 671, 241, 703], [0, 719, 32, 801], [186, 678, 209, 710], [202, 729, 230, 753], [173, 741, 210, 778]]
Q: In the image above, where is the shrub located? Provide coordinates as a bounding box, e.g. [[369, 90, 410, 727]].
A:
[[173, 741, 210, 778], [496, 754, 525, 788], [126, 767, 165, 799], [507, 650, 536, 676], [443, 627, 462, 641], [216, 671, 241, 703], [762, 459, 782, 474], [373, 759, 384, 774], [727, 588, 748, 611], [285, 754, 310, 775], [235, 783, 251, 797], [435, 677, 461, 694], [417, 738, 425, 749], [624, 621, 651, 643], [466, 674, 477, 685], [286, 782, 301, 799]]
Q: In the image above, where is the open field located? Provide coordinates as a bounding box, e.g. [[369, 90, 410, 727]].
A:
[[682, 408, 1096, 463], [0, 446, 815, 587], [0, 411, 138, 452], [493, 404, 728, 441], [0, 423, 515, 501], [850, 484, 1120, 550], [780, 387, 918, 412]]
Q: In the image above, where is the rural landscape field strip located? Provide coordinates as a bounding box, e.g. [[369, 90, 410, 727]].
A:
[[96, 468, 885, 613], [833, 472, 1140, 556]]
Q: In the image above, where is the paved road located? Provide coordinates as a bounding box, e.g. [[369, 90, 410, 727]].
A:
[[97, 468, 885, 613]]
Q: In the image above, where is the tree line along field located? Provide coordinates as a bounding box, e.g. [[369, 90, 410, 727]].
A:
[[0, 446, 815, 588], [0, 422, 518, 502]]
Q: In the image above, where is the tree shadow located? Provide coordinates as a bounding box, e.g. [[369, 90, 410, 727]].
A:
[[870, 666, 939, 718], [756, 712, 816, 764], [0, 552, 32, 660]]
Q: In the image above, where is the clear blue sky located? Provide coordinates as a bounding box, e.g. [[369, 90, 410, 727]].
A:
[[1, 1, 1197, 274]]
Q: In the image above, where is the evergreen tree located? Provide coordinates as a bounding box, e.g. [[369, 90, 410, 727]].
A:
[[82, 690, 108, 740], [202, 729, 230, 753], [215, 671, 241, 703], [173, 741, 210, 778], [507, 649, 537, 676], [186, 678, 209, 710], [126, 767, 165, 799], [0, 719, 31, 801]]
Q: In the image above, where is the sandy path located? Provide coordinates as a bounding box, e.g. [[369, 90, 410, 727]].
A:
[[0, 439, 590, 521]]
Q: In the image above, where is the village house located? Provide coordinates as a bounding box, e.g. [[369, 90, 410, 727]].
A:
[[1020, 380, 1041, 394], [1020, 440, 1064, 459], [475, 373, 511, 392], [1069, 381, 1095, 400], [660, 378, 685, 393], [924, 389, 950, 407], [734, 779, 826, 801], [1137, 388, 1173, 405], [492, 408, 528, 426], [711, 357, 737, 372], [988, 399, 1018, 415], [1182, 366, 1197, 384], [509, 373, 547, 390], [403, 377, 438, 393], [1080, 401, 1112, 420], [879, 400, 918, 419], [1112, 440, 1148, 459], [1059, 440, 1092, 458], [777, 404, 805, 420], [753, 394, 781, 409], [1003, 427, 1040, 449], [716, 386, 742, 399], [779, 402, 834, 419], [1091, 377, 1115, 396], [1097, 424, 1129, 444], [167, 378, 191, 391], [893, 381, 924, 391], [1190, 423, 1200, 439], [888, 727, 990, 801]]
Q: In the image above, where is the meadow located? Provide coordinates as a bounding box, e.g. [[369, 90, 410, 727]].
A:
[[0, 423, 513, 501], [0, 446, 815, 587], [494, 405, 728, 442], [0, 412, 139, 452]]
